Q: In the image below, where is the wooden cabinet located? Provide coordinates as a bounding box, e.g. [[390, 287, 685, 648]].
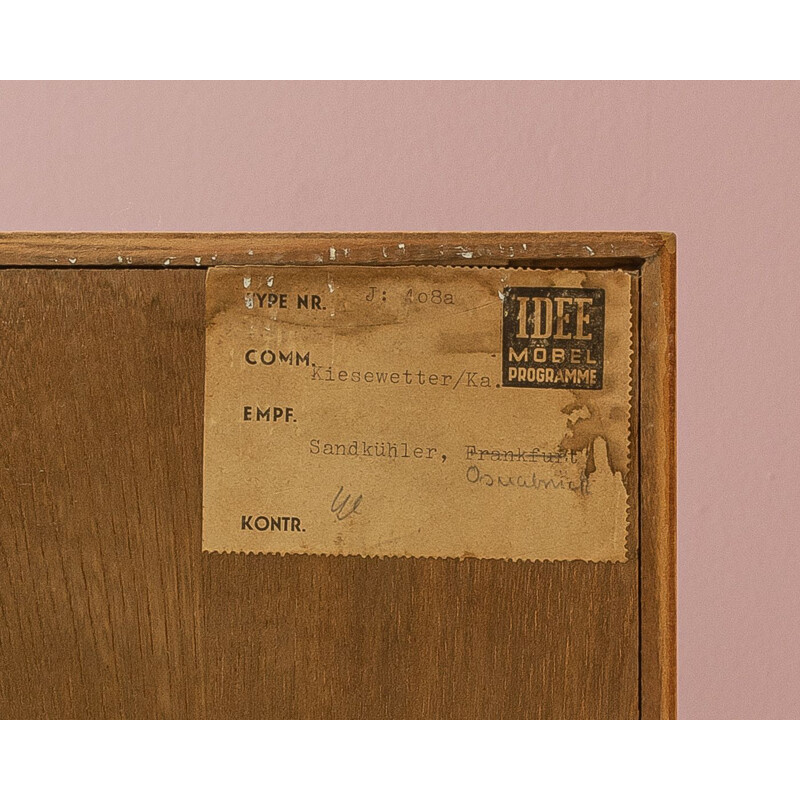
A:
[[0, 233, 675, 719]]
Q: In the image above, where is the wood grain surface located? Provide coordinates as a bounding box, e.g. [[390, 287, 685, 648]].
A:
[[0, 233, 675, 719]]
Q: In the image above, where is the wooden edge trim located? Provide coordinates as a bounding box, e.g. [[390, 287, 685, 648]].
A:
[[0, 231, 671, 266], [638, 235, 678, 719]]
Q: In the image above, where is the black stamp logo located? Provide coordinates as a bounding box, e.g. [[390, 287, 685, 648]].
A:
[[502, 287, 605, 389]]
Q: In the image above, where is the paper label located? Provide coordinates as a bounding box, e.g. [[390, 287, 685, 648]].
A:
[[203, 265, 634, 561]]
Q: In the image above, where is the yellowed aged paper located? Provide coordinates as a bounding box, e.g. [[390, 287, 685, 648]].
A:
[[203, 265, 634, 561]]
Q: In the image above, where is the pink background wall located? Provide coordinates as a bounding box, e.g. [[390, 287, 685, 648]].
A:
[[1, 82, 797, 719]]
